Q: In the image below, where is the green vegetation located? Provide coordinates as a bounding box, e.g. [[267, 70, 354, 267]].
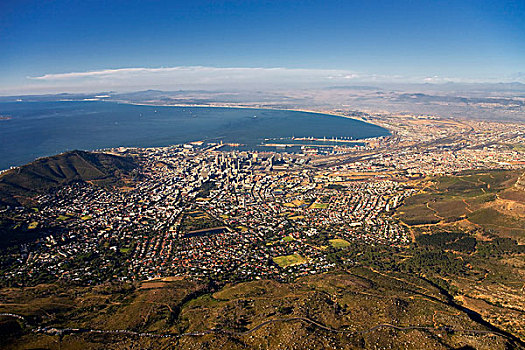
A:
[[0, 269, 519, 349], [180, 211, 223, 233], [326, 183, 346, 190], [273, 254, 307, 267], [476, 236, 525, 258], [0, 150, 139, 207], [507, 143, 525, 152], [401, 250, 466, 275], [0, 160, 523, 348], [416, 230, 477, 253], [310, 202, 329, 209], [197, 180, 216, 198], [329, 238, 350, 248], [27, 222, 38, 229], [390, 169, 525, 343], [397, 170, 525, 241], [469, 207, 525, 231]]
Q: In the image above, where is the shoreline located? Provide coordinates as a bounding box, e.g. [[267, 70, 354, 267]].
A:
[[0, 101, 391, 171], [111, 100, 387, 129]]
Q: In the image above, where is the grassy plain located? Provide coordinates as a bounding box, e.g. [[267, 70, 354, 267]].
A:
[[273, 254, 307, 267], [329, 238, 351, 248]]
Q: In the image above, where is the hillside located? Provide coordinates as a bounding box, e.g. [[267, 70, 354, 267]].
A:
[[0, 150, 139, 207], [0, 168, 523, 348], [0, 269, 521, 349], [0, 162, 523, 348], [396, 169, 525, 243], [394, 169, 525, 344]]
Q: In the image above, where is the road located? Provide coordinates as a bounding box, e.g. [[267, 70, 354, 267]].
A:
[[1, 312, 521, 347]]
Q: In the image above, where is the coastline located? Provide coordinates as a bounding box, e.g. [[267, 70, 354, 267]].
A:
[[111, 100, 388, 130], [0, 101, 390, 171]]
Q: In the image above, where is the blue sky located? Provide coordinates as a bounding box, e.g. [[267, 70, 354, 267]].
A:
[[1, 0, 524, 94]]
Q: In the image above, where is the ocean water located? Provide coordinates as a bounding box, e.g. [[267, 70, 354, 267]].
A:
[[0, 101, 389, 170]]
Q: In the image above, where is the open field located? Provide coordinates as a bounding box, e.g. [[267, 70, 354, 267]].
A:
[[273, 254, 307, 267], [180, 211, 223, 234], [310, 202, 329, 209], [329, 238, 351, 248]]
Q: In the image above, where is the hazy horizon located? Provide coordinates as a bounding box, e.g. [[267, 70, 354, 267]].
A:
[[1, 0, 524, 95]]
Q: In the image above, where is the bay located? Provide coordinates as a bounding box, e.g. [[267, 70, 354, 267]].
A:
[[0, 101, 389, 170]]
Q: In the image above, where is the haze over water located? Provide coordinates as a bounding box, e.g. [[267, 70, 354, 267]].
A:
[[0, 101, 389, 170]]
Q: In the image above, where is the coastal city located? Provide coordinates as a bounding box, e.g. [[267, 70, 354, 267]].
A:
[[2, 2, 525, 348], [2, 145, 413, 285], [2, 112, 524, 286]]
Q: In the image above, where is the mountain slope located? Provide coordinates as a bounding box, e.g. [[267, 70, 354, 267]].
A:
[[0, 150, 139, 207]]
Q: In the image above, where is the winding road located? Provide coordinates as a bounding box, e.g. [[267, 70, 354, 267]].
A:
[[1, 312, 522, 347]]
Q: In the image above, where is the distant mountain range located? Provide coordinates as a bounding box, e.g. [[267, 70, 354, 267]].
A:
[[1, 82, 524, 103], [1, 83, 524, 122]]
